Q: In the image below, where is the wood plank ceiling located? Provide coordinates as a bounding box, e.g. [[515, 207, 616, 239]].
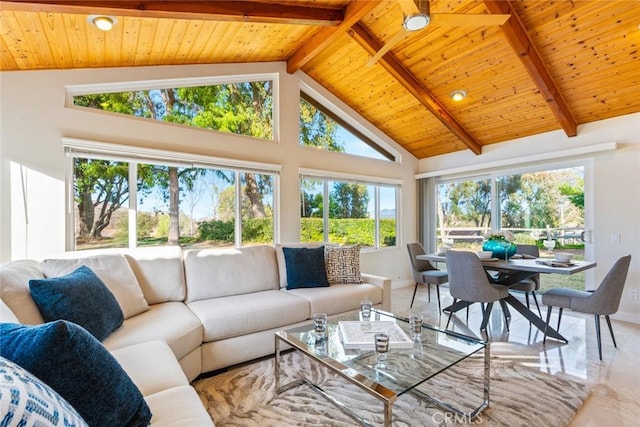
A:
[[1, 0, 639, 159]]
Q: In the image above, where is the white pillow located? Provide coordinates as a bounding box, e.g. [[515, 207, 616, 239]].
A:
[[0, 357, 88, 427], [42, 254, 149, 319]]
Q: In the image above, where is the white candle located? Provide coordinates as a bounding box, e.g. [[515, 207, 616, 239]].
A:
[[546, 225, 551, 240]]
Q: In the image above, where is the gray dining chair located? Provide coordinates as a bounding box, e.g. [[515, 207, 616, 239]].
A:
[[406, 242, 448, 313], [510, 244, 542, 317], [542, 254, 631, 360], [445, 250, 510, 333]]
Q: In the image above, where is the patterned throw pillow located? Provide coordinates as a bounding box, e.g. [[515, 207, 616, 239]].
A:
[[0, 356, 88, 427], [325, 245, 364, 285]]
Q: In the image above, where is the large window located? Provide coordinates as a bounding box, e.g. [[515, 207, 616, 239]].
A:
[[69, 146, 277, 251], [299, 92, 395, 162], [435, 166, 585, 290], [71, 78, 274, 140], [300, 173, 398, 248]]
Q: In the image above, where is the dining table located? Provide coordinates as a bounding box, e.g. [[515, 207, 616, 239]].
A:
[[417, 252, 597, 342]]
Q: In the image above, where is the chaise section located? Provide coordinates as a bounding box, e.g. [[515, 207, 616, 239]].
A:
[[111, 340, 214, 426], [102, 302, 203, 380]]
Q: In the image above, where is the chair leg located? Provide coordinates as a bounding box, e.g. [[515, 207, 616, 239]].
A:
[[532, 292, 542, 318], [543, 306, 553, 343], [605, 315, 617, 348], [410, 283, 419, 308], [499, 299, 510, 331], [427, 284, 432, 303], [557, 307, 564, 331], [435, 285, 442, 314], [524, 292, 530, 309], [480, 302, 493, 331], [595, 315, 603, 361], [445, 298, 457, 330]]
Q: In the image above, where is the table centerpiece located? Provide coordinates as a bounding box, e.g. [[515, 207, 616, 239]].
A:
[[482, 230, 517, 259]]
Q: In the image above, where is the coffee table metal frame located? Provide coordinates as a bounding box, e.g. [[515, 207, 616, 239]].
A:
[[274, 309, 489, 426]]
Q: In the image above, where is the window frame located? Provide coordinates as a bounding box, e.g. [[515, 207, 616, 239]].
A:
[[63, 137, 280, 250], [65, 73, 280, 143]]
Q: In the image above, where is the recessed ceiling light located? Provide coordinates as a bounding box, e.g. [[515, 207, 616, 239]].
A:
[[403, 13, 431, 31], [88, 15, 118, 31], [450, 90, 467, 101]]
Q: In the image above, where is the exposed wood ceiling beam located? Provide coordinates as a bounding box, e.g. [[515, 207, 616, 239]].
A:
[[484, 0, 578, 137], [349, 23, 482, 155], [0, 0, 344, 26], [287, 0, 377, 74]]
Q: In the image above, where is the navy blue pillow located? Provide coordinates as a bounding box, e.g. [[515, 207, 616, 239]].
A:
[[0, 321, 152, 427], [283, 246, 329, 290], [29, 265, 123, 341]]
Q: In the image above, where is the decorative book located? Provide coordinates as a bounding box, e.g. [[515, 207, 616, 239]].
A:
[[338, 321, 414, 350]]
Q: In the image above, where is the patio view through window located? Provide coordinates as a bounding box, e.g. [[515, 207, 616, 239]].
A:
[[300, 176, 397, 248], [72, 157, 275, 250], [436, 166, 585, 291]]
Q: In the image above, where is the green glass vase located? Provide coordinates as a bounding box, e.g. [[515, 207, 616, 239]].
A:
[[482, 239, 517, 259]]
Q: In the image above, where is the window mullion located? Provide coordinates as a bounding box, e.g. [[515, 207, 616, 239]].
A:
[[235, 171, 242, 248], [128, 161, 138, 249], [323, 181, 329, 243]]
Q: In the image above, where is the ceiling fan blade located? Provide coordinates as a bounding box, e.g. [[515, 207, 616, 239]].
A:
[[430, 13, 510, 27], [367, 29, 410, 66], [397, 0, 420, 16]]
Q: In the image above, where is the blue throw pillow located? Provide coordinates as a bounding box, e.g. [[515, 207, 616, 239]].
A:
[[29, 265, 124, 341], [0, 321, 152, 427], [283, 246, 329, 290], [0, 356, 88, 427]]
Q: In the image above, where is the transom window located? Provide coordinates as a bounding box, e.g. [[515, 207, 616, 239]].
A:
[[299, 92, 395, 162], [70, 78, 274, 140]]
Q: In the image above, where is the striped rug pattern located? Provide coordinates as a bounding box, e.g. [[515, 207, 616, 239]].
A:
[[194, 351, 590, 426]]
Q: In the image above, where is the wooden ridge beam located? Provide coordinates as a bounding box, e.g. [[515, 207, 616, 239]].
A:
[[349, 23, 482, 155], [0, 0, 344, 26], [484, 0, 578, 137], [287, 0, 378, 74]]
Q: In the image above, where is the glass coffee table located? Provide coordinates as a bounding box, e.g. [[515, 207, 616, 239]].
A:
[[275, 309, 489, 426]]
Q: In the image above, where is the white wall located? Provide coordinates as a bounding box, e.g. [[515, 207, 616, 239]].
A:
[[419, 113, 640, 323], [0, 62, 418, 284]]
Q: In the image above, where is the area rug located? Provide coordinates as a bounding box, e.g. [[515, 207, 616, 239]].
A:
[[194, 351, 590, 426]]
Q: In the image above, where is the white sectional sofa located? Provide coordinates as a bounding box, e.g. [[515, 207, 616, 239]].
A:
[[0, 243, 392, 426]]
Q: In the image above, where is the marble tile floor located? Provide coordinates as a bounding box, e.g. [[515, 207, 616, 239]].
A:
[[391, 284, 640, 427]]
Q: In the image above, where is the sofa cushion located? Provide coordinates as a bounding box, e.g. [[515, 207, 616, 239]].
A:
[[102, 302, 203, 361], [42, 254, 149, 319], [0, 259, 45, 325], [1, 299, 19, 323], [0, 321, 152, 427], [283, 246, 329, 290], [110, 341, 189, 397], [145, 386, 215, 427], [188, 290, 310, 342], [29, 266, 124, 341], [184, 246, 279, 302], [124, 246, 186, 304], [286, 283, 383, 316], [325, 244, 364, 285], [275, 242, 324, 288], [0, 356, 88, 427]]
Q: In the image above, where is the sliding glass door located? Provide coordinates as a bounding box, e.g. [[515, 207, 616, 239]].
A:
[[435, 164, 588, 291]]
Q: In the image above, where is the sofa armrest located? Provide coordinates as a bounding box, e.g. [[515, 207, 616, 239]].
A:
[[361, 273, 392, 312]]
